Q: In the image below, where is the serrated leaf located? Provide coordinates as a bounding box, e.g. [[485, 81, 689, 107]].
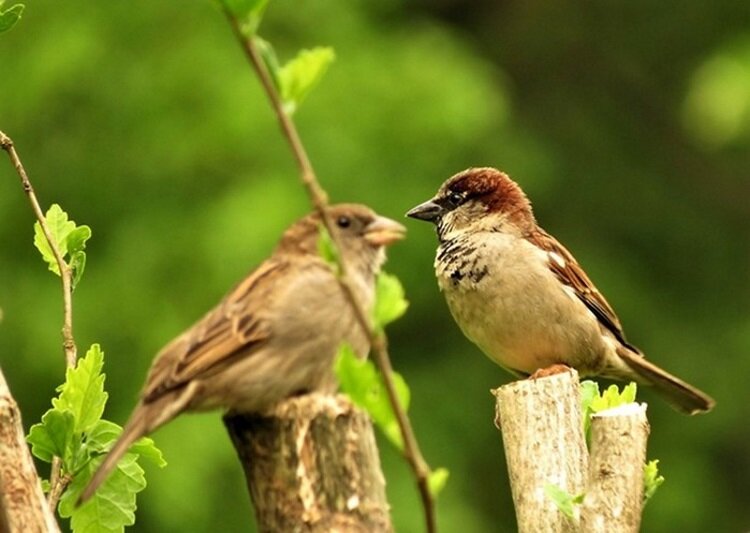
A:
[[32, 204, 91, 286], [0, 3, 23, 33], [83, 419, 121, 454], [372, 272, 409, 330], [317, 224, 340, 270], [428, 467, 450, 498], [278, 47, 335, 115], [643, 459, 664, 504], [66, 225, 92, 254], [130, 436, 167, 468], [59, 453, 145, 532], [33, 204, 75, 275], [335, 344, 409, 450], [53, 344, 108, 434], [590, 382, 638, 413], [27, 409, 75, 463], [545, 483, 584, 520]]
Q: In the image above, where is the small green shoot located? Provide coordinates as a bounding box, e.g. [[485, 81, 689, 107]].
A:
[[643, 459, 665, 504], [544, 483, 584, 520], [33, 203, 91, 288], [27, 345, 165, 532], [254, 38, 334, 115]]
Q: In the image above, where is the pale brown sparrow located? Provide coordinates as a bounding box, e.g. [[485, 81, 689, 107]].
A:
[[80, 204, 405, 503], [407, 167, 714, 415]]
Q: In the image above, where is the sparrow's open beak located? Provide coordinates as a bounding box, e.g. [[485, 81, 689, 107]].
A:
[[405, 199, 443, 223], [364, 216, 407, 246]]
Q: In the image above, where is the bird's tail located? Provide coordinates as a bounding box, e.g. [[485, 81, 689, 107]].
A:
[[616, 347, 715, 415], [78, 385, 194, 505], [78, 405, 150, 505]]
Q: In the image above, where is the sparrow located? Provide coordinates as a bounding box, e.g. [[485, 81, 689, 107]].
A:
[[79, 204, 405, 503], [407, 167, 714, 415]]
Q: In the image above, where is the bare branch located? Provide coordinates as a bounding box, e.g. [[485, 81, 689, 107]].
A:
[[222, 15, 436, 533]]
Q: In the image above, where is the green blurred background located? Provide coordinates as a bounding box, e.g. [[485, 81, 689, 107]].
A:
[[1, 1, 748, 531]]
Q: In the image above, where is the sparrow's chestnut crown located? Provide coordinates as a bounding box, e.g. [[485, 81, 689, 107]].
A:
[[407, 167, 534, 232]]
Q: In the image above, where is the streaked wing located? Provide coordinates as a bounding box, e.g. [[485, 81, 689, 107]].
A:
[[527, 228, 634, 349], [143, 258, 290, 401]]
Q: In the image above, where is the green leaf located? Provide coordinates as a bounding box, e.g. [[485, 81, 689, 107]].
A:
[[590, 382, 637, 413], [579, 380, 599, 436], [221, 0, 268, 35], [70, 250, 87, 289], [316, 224, 340, 270], [0, 3, 23, 33], [545, 483, 584, 520], [34, 204, 75, 275], [428, 467, 450, 498], [27, 410, 75, 463], [643, 459, 664, 504], [335, 344, 409, 450], [130, 436, 167, 468], [53, 344, 108, 435], [59, 453, 146, 532], [278, 47, 335, 115], [372, 272, 409, 331], [83, 420, 121, 454], [67, 225, 92, 254], [32, 204, 91, 286]]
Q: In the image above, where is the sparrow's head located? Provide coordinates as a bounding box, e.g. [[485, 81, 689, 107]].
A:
[[406, 167, 534, 240], [280, 203, 406, 275]]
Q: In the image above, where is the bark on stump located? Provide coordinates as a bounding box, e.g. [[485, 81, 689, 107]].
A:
[[0, 369, 60, 533], [580, 403, 649, 532], [493, 369, 588, 533], [493, 369, 651, 532], [224, 393, 392, 533]]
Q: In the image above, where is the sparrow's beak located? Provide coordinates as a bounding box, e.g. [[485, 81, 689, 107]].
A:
[[405, 199, 443, 222], [364, 216, 407, 246]]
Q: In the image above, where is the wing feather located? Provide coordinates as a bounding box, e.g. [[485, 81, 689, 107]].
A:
[[143, 258, 289, 401], [527, 228, 638, 351]]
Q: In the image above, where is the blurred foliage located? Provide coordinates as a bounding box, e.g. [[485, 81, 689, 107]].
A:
[[1, 1, 748, 531]]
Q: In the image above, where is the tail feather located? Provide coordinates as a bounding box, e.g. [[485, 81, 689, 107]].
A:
[[78, 384, 197, 505], [617, 347, 715, 415], [78, 406, 149, 505]]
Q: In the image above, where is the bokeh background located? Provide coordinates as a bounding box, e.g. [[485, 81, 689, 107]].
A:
[[1, 1, 749, 531]]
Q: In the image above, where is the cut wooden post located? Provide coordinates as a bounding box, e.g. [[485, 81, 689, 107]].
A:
[[0, 369, 60, 533], [492, 369, 588, 533], [580, 403, 649, 532], [224, 393, 392, 533]]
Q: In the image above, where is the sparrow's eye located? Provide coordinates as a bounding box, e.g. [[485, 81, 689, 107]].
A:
[[336, 216, 351, 228], [447, 192, 464, 207]]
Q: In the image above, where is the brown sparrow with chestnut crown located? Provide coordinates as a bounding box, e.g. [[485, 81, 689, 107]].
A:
[[80, 204, 405, 503], [407, 167, 714, 414]]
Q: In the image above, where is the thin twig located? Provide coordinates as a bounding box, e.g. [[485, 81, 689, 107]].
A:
[[223, 14, 436, 533], [0, 131, 78, 511]]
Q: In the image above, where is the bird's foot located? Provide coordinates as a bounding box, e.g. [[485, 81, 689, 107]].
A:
[[529, 364, 571, 380]]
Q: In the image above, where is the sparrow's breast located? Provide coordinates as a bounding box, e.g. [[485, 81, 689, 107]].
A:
[[435, 232, 605, 375]]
